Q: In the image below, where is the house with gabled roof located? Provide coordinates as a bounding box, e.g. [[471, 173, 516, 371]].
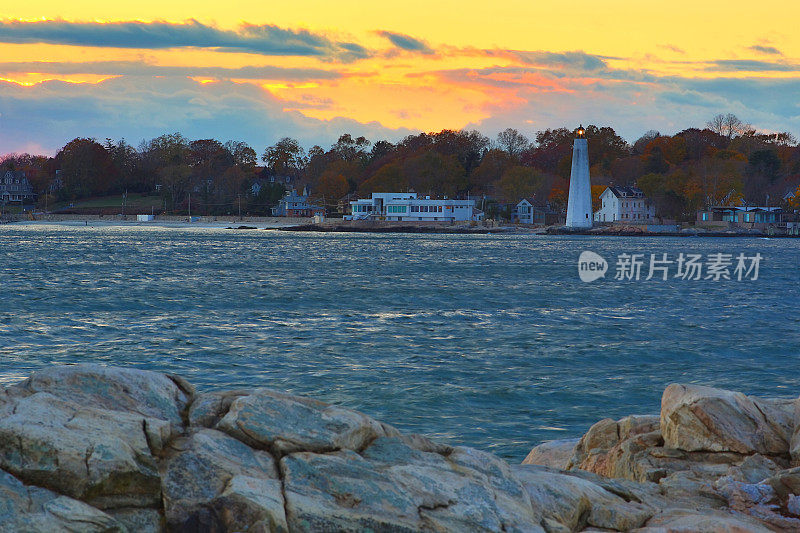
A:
[[593, 186, 655, 224], [512, 198, 562, 225], [0, 171, 36, 204]]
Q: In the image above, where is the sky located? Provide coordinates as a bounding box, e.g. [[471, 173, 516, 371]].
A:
[[1, 1, 799, 155]]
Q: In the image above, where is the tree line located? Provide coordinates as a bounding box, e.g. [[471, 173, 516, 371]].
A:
[[1, 114, 798, 221]]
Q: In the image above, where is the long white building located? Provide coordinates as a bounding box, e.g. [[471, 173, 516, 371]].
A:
[[348, 193, 483, 222]]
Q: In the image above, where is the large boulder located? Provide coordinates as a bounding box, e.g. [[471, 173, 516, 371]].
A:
[[637, 508, 773, 532], [4, 364, 192, 428], [0, 469, 124, 532], [282, 436, 544, 532], [215, 388, 401, 454], [522, 438, 579, 469], [567, 415, 660, 471], [0, 391, 167, 508], [160, 428, 285, 531], [660, 384, 793, 455], [514, 465, 654, 531]]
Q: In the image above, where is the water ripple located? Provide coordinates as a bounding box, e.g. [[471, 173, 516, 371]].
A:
[[1, 225, 799, 461]]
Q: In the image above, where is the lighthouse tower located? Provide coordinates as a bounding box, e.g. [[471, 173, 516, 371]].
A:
[[565, 125, 593, 229]]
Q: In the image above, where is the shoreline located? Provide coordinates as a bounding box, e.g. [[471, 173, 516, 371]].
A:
[[2, 214, 798, 237]]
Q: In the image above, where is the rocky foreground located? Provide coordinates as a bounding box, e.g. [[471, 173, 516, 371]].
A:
[[1, 366, 799, 532]]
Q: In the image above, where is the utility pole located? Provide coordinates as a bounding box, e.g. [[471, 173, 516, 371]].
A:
[[188, 192, 192, 221], [238, 194, 242, 220]]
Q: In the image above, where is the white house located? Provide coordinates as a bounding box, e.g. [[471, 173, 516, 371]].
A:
[[593, 186, 655, 224], [348, 193, 483, 222]]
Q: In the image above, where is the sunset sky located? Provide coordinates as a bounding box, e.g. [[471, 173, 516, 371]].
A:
[[1, 1, 799, 155]]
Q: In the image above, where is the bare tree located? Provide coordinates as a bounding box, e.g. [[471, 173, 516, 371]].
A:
[[496, 128, 530, 160], [708, 113, 749, 140], [722, 113, 744, 139], [707, 114, 726, 136]]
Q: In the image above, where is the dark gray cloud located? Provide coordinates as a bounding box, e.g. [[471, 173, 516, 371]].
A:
[[749, 45, 782, 55], [709, 59, 797, 72], [0, 61, 341, 80], [376, 31, 434, 54], [509, 50, 608, 71], [0, 19, 370, 61]]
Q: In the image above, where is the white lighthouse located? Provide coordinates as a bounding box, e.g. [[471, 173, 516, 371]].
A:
[[565, 125, 593, 229]]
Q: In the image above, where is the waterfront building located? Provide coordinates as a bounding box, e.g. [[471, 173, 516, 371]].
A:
[[593, 186, 655, 224], [696, 205, 783, 230], [0, 171, 35, 204], [348, 193, 483, 222], [512, 198, 562, 225], [272, 189, 325, 217], [565, 126, 592, 228]]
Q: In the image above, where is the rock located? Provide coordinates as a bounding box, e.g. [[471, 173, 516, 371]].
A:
[[215, 388, 400, 454], [715, 479, 776, 511], [160, 428, 283, 530], [636, 508, 773, 532], [523, 438, 579, 469], [561, 468, 667, 508], [790, 399, 800, 464], [282, 437, 543, 532], [0, 391, 166, 508], [187, 389, 252, 428], [660, 384, 793, 455], [514, 464, 654, 531], [108, 508, 165, 533], [787, 494, 800, 515], [656, 471, 728, 510], [5, 364, 191, 428], [4, 364, 799, 533], [210, 475, 288, 533], [761, 466, 800, 505], [0, 469, 124, 532], [567, 414, 660, 473], [726, 454, 781, 484]]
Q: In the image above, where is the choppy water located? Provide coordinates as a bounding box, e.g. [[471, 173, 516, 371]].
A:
[[1, 224, 799, 461]]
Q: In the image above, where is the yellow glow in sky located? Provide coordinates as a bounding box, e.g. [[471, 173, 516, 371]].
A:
[[1, 0, 799, 152]]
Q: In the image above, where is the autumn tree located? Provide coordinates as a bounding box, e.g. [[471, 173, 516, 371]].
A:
[[429, 130, 489, 177], [316, 159, 353, 209], [496, 166, 544, 203], [591, 184, 606, 212], [262, 137, 306, 181], [142, 133, 191, 211], [745, 149, 782, 204], [633, 130, 659, 155], [331, 134, 371, 164], [55, 138, 116, 198], [403, 151, 466, 197], [225, 141, 257, 172], [523, 127, 573, 175], [471, 149, 513, 194], [359, 162, 408, 194]]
